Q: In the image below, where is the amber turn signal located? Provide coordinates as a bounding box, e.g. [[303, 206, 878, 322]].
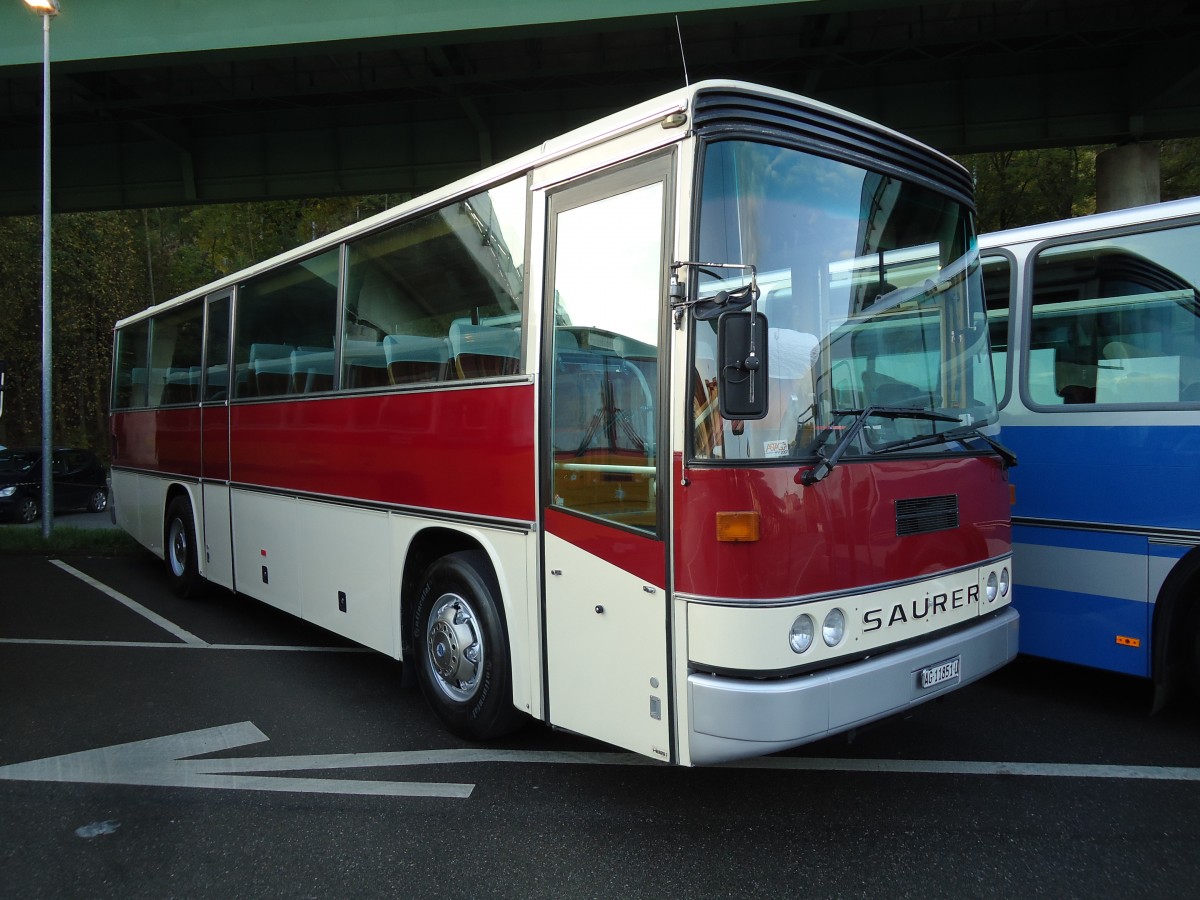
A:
[[716, 511, 760, 542]]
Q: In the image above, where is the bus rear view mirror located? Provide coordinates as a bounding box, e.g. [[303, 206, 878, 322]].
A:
[[717, 311, 769, 420]]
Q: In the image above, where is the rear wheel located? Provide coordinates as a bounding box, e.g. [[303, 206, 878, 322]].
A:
[[413, 550, 522, 740], [165, 496, 203, 597], [1187, 603, 1200, 701]]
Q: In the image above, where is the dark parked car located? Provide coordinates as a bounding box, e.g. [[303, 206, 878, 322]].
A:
[[0, 447, 108, 523]]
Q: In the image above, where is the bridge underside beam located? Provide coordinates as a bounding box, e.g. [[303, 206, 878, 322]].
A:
[[0, 1, 1197, 215]]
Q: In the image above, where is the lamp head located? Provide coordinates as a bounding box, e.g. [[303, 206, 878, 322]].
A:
[[24, 0, 61, 15]]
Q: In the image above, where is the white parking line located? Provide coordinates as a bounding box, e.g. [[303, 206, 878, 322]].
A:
[[50, 559, 208, 646], [0, 638, 368, 652], [724, 755, 1200, 780], [33, 560, 366, 653], [236, 747, 1200, 782]]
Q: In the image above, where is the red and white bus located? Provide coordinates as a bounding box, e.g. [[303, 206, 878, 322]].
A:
[[110, 81, 1017, 765]]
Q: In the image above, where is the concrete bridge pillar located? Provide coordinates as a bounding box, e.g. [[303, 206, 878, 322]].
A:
[[1096, 143, 1160, 212]]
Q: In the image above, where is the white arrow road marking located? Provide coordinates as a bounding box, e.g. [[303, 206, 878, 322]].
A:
[[4, 722, 1199, 803], [0, 722, 474, 799]]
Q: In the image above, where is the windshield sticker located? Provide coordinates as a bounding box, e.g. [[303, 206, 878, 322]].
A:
[[763, 440, 789, 458]]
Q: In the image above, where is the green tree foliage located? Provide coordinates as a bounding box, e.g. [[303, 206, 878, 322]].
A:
[[0, 195, 389, 457], [1160, 139, 1200, 202], [0, 211, 145, 455], [958, 137, 1200, 233], [142, 196, 392, 303], [955, 147, 1100, 233], [0, 215, 39, 449]]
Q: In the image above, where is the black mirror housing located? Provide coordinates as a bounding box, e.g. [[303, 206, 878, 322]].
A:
[[717, 311, 769, 420]]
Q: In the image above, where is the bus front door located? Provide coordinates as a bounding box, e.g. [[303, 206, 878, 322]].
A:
[[541, 157, 673, 761]]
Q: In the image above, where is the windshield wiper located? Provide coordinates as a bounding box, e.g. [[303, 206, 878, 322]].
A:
[[798, 406, 959, 487], [869, 423, 1018, 469]]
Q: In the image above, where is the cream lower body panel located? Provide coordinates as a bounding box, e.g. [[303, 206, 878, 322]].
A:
[[110, 468, 175, 557], [685, 605, 1019, 765], [110, 470, 539, 720]]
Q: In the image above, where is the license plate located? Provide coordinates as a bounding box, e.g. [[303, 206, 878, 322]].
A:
[[919, 656, 960, 689]]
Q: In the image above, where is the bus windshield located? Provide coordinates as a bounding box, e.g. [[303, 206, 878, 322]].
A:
[[692, 139, 997, 462]]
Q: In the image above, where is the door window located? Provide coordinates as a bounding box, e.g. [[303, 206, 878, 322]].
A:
[[548, 174, 666, 533]]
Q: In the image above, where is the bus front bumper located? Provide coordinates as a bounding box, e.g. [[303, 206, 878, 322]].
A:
[[685, 606, 1019, 766]]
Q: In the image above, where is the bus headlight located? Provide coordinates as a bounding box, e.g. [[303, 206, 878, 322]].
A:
[[789, 614, 814, 654], [822, 608, 846, 647], [986, 571, 999, 602], [999, 567, 1011, 597]]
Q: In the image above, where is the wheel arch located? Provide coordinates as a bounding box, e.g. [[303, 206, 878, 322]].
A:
[[161, 482, 204, 571], [1151, 544, 1200, 700], [161, 483, 197, 542], [400, 527, 502, 663]]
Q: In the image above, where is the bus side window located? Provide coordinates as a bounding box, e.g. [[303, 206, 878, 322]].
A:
[[342, 179, 527, 390], [203, 295, 230, 402], [1030, 229, 1200, 407], [113, 319, 150, 409], [148, 303, 204, 407], [234, 249, 339, 399]]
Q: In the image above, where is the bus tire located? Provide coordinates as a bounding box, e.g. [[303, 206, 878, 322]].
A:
[[413, 550, 521, 740], [165, 496, 204, 598], [1187, 603, 1200, 702]]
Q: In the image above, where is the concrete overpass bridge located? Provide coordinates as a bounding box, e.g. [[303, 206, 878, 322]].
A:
[[1, 0, 1197, 215]]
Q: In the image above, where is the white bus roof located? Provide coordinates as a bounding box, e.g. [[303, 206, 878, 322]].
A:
[[116, 79, 966, 330], [980, 195, 1200, 250]]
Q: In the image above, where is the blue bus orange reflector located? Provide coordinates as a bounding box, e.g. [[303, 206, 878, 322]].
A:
[[1116, 635, 1141, 648]]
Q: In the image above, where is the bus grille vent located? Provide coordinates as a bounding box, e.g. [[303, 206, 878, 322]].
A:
[[896, 495, 959, 536]]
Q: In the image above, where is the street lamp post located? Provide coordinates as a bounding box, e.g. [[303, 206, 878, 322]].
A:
[[24, 0, 60, 539]]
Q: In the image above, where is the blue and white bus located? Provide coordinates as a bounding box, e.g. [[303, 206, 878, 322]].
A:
[[981, 196, 1200, 701]]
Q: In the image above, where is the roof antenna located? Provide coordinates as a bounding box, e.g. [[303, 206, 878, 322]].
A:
[[675, 15, 690, 87]]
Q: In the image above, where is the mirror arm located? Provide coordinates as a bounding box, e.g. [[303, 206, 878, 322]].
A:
[[745, 267, 759, 404], [670, 260, 758, 329]]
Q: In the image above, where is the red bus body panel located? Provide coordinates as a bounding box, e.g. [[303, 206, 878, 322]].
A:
[[673, 454, 1011, 600], [111, 407, 203, 479], [111, 385, 537, 523], [544, 506, 664, 587]]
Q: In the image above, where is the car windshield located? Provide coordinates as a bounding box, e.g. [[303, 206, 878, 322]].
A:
[[0, 450, 38, 473], [691, 140, 997, 462]]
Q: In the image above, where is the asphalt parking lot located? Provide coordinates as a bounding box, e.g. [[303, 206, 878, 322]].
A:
[[2, 547, 1199, 899]]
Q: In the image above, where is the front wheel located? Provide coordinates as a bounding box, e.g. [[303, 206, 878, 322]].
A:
[[165, 496, 204, 598], [87, 487, 108, 513], [413, 550, 522, 740], [16, 495, 39, 524]]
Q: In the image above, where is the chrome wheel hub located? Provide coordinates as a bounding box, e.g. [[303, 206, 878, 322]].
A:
[[426, 593, 483, 702], [169, 520, 188, 577]]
